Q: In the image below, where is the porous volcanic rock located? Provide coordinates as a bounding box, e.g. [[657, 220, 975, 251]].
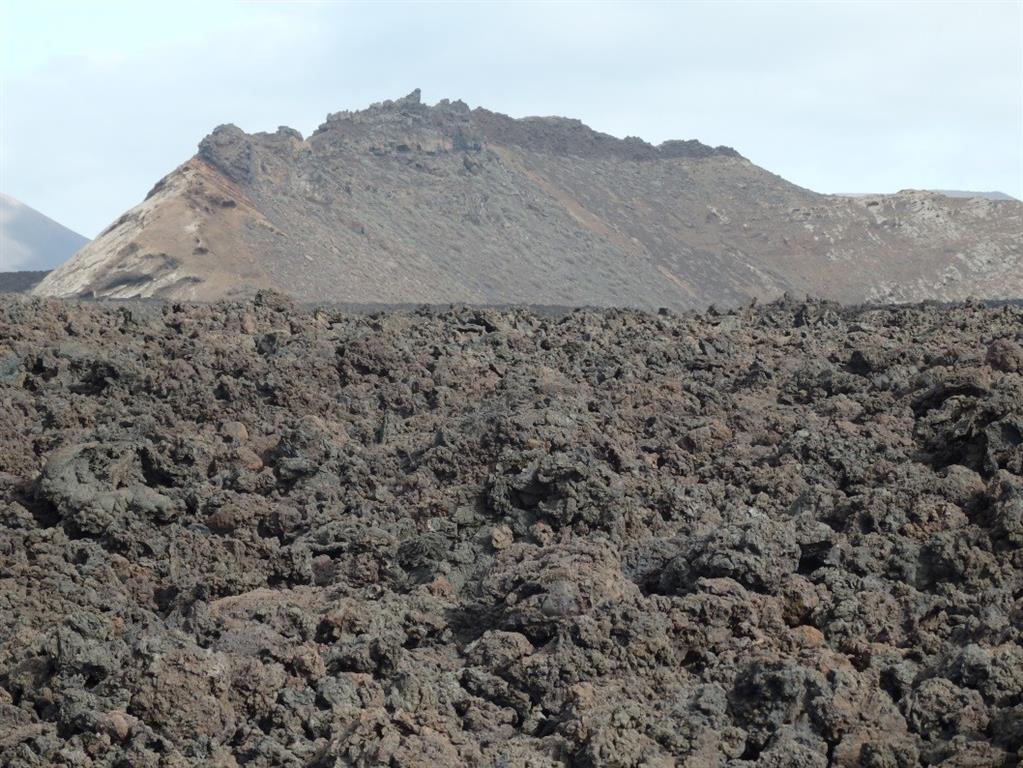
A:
[[1, 294, 1022, 766]]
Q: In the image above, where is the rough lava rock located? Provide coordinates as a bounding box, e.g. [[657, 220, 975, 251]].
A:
[[1, 294, 1022, 766]]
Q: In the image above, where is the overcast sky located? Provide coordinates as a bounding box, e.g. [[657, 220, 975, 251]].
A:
[[1, 0, 1021, 242]]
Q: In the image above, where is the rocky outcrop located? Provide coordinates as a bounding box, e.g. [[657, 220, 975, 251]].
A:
[[33, 92, 1023, 308]]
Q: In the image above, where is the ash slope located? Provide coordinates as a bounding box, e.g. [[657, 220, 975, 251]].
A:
[[0, 194, 89, 272], [33, 90, 1023, 309], [2, 294, 1023, 766]]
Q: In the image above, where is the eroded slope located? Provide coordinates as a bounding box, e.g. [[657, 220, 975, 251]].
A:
[[33, 91, 1023, 308]]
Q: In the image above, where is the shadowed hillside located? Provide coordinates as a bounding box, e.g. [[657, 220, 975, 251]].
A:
[[1, 194, 88, 272]]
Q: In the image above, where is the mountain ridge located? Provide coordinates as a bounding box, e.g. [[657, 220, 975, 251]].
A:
[[33, 91, 1023, 308]]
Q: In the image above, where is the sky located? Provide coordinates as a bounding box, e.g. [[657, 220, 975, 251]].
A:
[[1, 0, 1021, 246]]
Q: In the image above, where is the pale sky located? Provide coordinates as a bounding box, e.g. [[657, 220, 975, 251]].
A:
[[1, 0, 1021, 239]]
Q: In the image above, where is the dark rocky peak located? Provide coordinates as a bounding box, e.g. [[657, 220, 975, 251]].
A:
[[659, 139, 742, 159], [197, 124, 307, 185], [195, 92, 742, 182], [311, 90, 481, 155], [436, 97, 471, 114], [468, 107, 743, 161], [318, 89, 430, 128], [198, 124, 254, 184], [273, 126, 304, 142], [307, 91, 744, 161], [372, 87, 423, 111], [468, 109, 631, 158]]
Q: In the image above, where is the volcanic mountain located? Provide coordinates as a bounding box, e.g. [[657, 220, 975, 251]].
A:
[[33, 90, 1023, 308], [1, 193, 88, 272]]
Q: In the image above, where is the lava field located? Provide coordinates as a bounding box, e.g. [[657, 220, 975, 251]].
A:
[[1, 292, 1022, 767]]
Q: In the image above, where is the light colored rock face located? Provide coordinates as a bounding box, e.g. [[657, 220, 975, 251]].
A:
[[34, 161, 275, 301], [33, 93, 1023, 308]]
